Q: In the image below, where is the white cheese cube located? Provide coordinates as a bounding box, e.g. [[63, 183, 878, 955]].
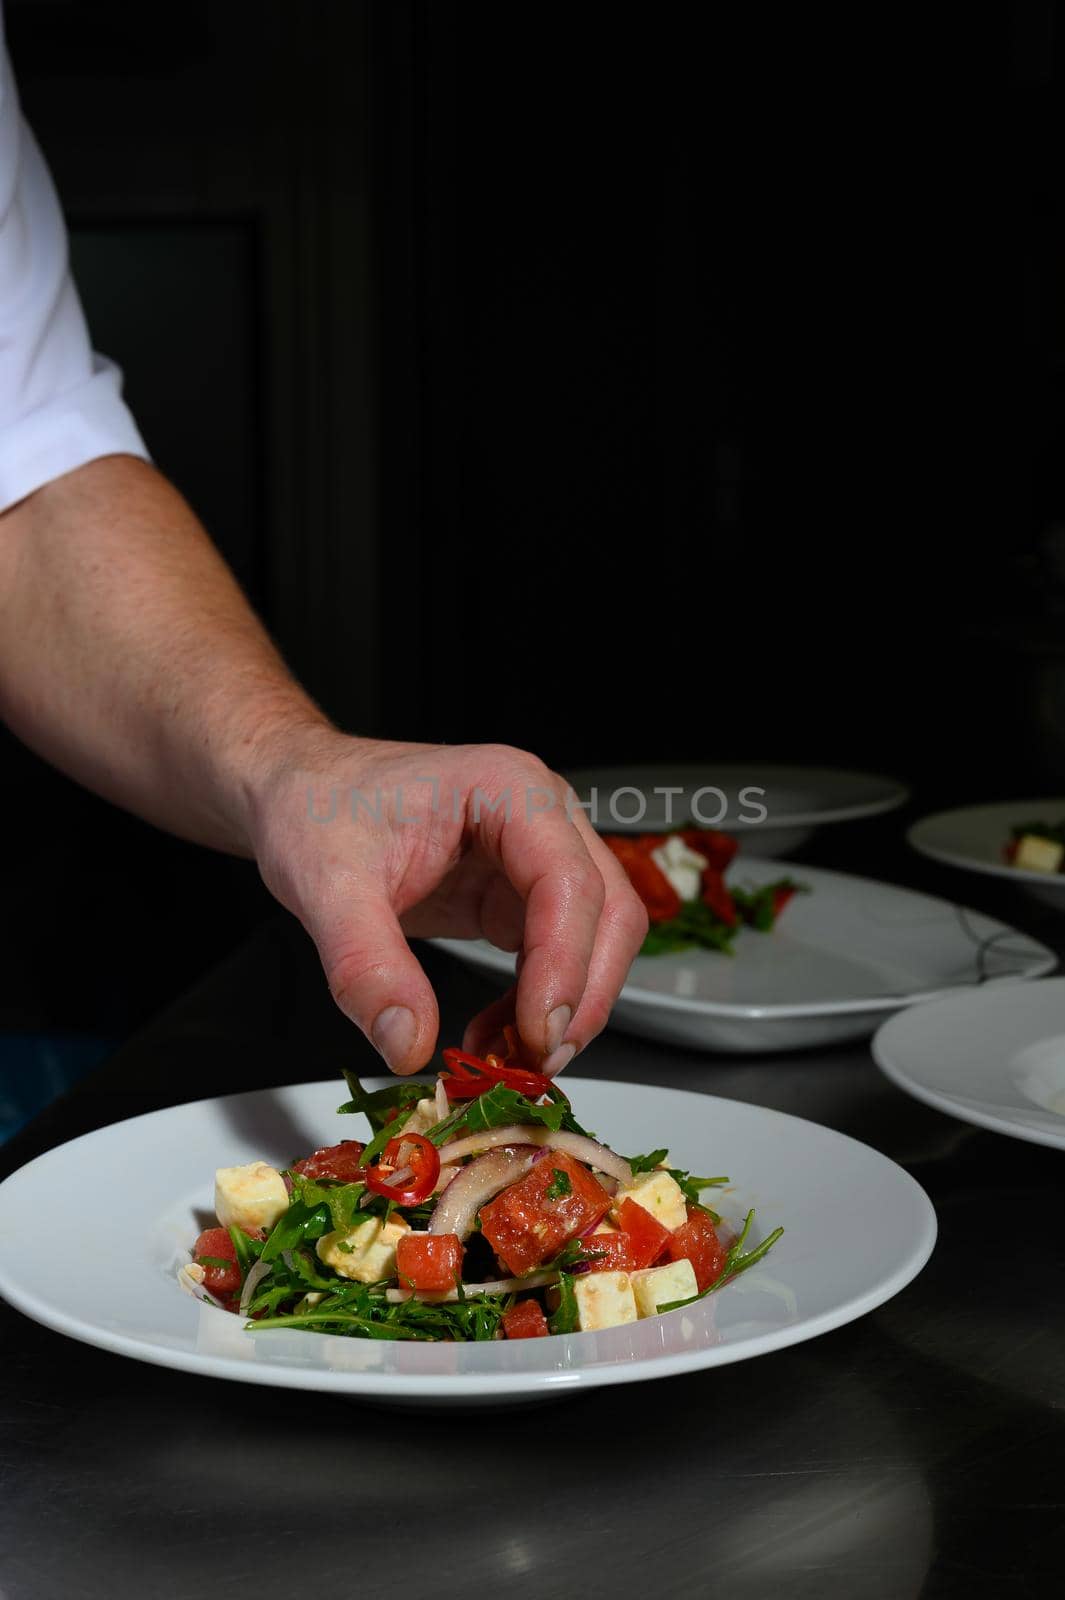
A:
[[631, 1258, 698, 1318], [574, 1270, 638, 1332], [651, 835, 708, 902], [1014, 834, 1064, 874], [316, 1214, 411, 1283], [613, 1168, 687, 1233], [214, 1162, 289, 1235]]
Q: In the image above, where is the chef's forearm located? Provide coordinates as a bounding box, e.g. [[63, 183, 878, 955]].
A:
[[0, 453, 331, 854]]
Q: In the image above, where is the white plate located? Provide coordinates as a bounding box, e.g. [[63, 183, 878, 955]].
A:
[[565, 763, 908, 855], [435, 859, 1056, 1053], [909, 798, 1065, 907], [873, 976, 1065, 1150], [0, 1078, 936, 1405]]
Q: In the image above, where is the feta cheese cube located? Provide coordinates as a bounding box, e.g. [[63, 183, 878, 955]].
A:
[[317, 1215, 411, 1283], [214, 1162, 289, 1235], [574, 1270, 638, 1332], [613, 1168, 687, 1232], [651, 835, 708, 902], [1014, 834, 1064, 874], [631, 1258, 698, 1318]]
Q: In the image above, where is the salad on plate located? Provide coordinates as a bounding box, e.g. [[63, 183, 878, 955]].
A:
[[181, 1037, 781, 1343], [603, 827, 802, 954]]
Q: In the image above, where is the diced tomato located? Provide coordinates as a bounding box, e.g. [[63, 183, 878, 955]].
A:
[[395, 1232, 464, 1293], [700, 866, 738, 927], [479, 1152, 613, 1276], [576, 1231, 635, 1274], [613, 1197, 672, 1269], [668, 1207, 727, 1292], [193, 1227, 244, 1296], [680, 828, 739, 871], [292, 1140, 366, 1182], [502, 1299, 549, 1339]]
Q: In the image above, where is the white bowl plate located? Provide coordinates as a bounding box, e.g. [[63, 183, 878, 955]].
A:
[[0, 1078, 936, 1405], [435, 859, 1055, 1053], [873, 975, 1065, 1150]]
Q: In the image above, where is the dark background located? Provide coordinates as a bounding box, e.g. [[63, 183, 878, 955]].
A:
[[3, 0, 1065, 1044]]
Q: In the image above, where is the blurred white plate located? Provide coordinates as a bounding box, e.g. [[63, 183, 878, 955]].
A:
[[565, 763, 908, 856], [909, 798, 1065, 908], [0, 1078, 936, 1405], [873, 977, 1065, 1150], [435, 859, 1055, 1053]]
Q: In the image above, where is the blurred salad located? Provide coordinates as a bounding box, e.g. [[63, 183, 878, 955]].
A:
[[603, 828, 803, 954]]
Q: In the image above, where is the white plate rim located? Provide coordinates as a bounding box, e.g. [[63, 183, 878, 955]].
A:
[[565, 762, 910, 831], [0, 1080, 938, 1398]]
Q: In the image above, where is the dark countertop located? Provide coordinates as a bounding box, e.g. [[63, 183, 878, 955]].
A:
[[3, 825, 1065, 1599]]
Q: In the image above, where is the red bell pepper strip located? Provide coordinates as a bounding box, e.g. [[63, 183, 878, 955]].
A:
[[363, 1132, 440, 1207]]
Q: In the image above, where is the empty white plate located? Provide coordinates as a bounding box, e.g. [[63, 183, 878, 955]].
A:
[[565, 763, 908, 856], [909, 798, 1065, 908], [435, 859, 1055, 1052], [0, 1077, 936, 1405], [873, 976, 1065, 1150]]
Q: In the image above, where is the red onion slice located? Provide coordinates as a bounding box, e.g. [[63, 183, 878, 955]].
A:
[[428, 1145, 539, 1239], [436, 1125, 632, 1186], [238, 1257, 273, 1316]]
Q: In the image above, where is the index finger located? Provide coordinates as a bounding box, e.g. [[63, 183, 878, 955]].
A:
[[475, 779, 605, 1060]]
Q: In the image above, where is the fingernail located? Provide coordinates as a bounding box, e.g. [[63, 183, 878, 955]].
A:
[[541, 1042, 576, 1079], [372, 1005, 417, 1071], [546, 1004, 571, 1054]]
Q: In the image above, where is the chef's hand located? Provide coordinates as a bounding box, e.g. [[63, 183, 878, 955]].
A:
[[251, 734, 648, 1075]]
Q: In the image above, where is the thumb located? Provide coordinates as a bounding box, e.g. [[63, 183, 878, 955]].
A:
[[309, 891, 439, 1075]]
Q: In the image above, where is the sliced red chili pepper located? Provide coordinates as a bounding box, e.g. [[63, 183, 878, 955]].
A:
[[440, 1048, 554, 1101], [364, 1132, 440, 1207]]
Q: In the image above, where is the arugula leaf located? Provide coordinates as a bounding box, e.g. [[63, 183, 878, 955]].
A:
[[658, 1211, 784, 1310], [627, 1148, 669, 1174], [731, 878, 806, 933], [435, 1083, 593, 1142], [547, 1273, 579, 1335], [665, 1167, 729, 1213], [286, 1173, 371, 1235], [227, 1225, 263, 1279], [641, 901, 741, 956], [542, 1237, 597, 1272], [545, 1168, 572, 1201], [338, 1070, 433, 1132], [260, 1199, 332, 1263]]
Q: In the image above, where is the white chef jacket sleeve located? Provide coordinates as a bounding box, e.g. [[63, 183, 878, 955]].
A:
[[0, 20, 149, 513]]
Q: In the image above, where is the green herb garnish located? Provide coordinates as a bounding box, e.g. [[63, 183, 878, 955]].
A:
[[545, 1168, 572, 1202]]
